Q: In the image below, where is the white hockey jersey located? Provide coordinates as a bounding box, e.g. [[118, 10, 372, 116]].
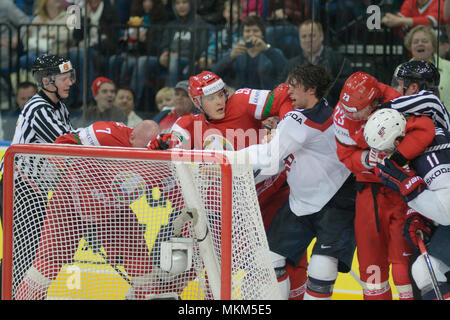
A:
[[242, 99, 351, 216], [409, 127, 450, 226]]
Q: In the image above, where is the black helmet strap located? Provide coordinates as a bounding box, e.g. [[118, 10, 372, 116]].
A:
[[42, 74, 62, 101]]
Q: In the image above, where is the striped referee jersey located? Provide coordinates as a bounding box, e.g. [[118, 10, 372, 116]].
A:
[[383, 90, 450, 132], [1, 91, 74, 176]]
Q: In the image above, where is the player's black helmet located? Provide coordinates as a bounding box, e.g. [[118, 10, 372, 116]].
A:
[[32, 54, 76, 87], [395, 60, 440, 92]]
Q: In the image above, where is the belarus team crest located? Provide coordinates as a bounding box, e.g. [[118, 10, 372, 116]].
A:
[[111, 172, 146, 204], [203, 134, 234, 151]]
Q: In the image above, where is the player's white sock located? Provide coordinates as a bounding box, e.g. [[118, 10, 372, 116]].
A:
[[303, 254, 338, 300], [270, 251, 290, 299]]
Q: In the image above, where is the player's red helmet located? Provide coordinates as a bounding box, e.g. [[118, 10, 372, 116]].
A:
[[189, 71, 227, 100], [339, 72, 380, 113]]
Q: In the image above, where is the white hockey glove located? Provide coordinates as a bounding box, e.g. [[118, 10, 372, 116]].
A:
[[362, 148, 388, 169], [172, 208, 198, 236]]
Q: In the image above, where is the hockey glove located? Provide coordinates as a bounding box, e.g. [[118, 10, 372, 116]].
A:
[[148, 133, 180, 150], [403, 213, 435, 251], [173, 209, 198, 237], [362, 148, 387, 169], [375, 158, 426, 202]]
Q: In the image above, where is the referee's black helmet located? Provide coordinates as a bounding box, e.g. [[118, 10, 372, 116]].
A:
[[32, 55, 76, 87], [395, 60, 440, 92]]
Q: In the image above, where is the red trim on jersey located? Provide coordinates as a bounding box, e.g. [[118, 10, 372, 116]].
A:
[[304, 116, 333, 132]]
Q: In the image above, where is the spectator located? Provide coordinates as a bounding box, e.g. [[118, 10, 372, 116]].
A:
[[161, 0, 175, 20], [114, 86, 143, 128], [21, 0, 72, 67], [73, 76, 127, 128], [1, 81, 38, 141], [267, 0, 310, 25], [158, 0, 210, 86], [153, 80, 195, 132], [443, 0, 450, 61], [0, 1, 30, 74], [439, 31, 450, 60], [196, 0, 226, 26], [109, 0, 169, 109], [320, 0, 366, 32], [15, 81, 38, 111], [279, 19, 353, 107], [265, 1, 306, 60], [396, 24, 450, 112], [212, 15, 287, 90], [15, 0, 35, 18], [0, 1, 30, 110], [446, 0, 450, 20], [155, 86, 175, 112], [198, 0, 243, 70], [109, 0, 133, 24], [69, 0, 121, 104], [240, 0, 269, 20], [381, 0, 445, 29]]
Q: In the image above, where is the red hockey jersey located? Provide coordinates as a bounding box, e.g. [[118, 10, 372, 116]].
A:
[[55, 121, 133, 147], [170, 84, 292, 151], [333, 82, 435, 183]]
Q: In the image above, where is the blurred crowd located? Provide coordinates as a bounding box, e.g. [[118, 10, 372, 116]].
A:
[[0, 0, 449, 141]]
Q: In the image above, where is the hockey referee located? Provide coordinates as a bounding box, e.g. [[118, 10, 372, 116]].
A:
[[0, 54, 76, 297]]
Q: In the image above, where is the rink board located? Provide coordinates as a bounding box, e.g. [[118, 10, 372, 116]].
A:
[[0, 146, 399, 300]]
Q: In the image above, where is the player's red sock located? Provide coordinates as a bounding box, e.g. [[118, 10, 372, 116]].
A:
[[362, 280, 392, 300], [392, 263, 414, 300], [287, 254, 307, 300]]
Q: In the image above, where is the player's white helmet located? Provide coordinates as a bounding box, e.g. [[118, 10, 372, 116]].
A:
[[364, 108, 407, 152]]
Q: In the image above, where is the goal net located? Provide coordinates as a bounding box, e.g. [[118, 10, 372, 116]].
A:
[[2, 144, 280, 300]]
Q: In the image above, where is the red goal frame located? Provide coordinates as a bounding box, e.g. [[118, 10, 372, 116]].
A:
[[2, 144, 233, 300]]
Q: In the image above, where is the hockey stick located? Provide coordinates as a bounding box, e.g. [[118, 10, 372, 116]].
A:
[[174, 163, 221, 300], [424, 142, 450, 153], [416, 230, 444, 300], [99, 250, 132, 286]]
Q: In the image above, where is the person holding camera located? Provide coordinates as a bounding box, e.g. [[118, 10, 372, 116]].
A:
[[278, 20, 353, 108], [211, 15, 287, 90]]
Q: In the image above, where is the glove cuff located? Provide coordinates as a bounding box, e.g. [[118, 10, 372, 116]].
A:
[[361, 150, 373, 169], [389, 150, 408, 167], [400, 176, 426, 202]]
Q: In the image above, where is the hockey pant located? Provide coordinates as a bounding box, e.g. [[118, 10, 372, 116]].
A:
[[259, 179, 307, 300], [355, 183, 414, 300]]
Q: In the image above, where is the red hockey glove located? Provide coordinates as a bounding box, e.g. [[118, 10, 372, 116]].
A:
[[148, 133, 180, 150], [403, 213, 435, 251], [375, 158, 426, 202]]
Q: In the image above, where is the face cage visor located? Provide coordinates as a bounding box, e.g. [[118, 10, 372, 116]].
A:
[[341, 103, 373, 121]]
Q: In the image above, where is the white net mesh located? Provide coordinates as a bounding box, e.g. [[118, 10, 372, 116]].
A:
[[3, 145, 280, 300]]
